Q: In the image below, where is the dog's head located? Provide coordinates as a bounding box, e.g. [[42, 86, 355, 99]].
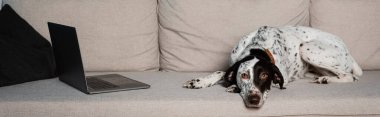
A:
[[223, 49, 284, 108]]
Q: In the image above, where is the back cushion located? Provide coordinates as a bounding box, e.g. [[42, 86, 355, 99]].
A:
[[159, 0, 310, 71], [3, 0, 159, 71], [311, 0, 380, 70]]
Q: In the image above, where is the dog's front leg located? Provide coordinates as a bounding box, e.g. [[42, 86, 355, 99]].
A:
[[183, 71, 225, 89], [226, 85, 240, 93]]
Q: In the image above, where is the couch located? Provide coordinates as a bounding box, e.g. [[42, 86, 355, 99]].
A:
[[1, 0, 380, 116]]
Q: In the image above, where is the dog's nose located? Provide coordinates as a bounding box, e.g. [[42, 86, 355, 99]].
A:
[[247, 94, 261, 105], [247, 90, 261, 105]]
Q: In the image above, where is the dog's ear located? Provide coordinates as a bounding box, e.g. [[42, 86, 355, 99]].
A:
[[270, 64, 286, 89], [222, 63, 239, 88], [223, 55, 255, 88]]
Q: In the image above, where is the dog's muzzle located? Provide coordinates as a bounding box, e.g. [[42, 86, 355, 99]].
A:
[[247, 94, 261, 105], [242, 90, 264, 108]]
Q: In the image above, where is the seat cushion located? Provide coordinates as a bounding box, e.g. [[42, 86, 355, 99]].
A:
[[3, 0, 159, 71], [158, 0, 311, 71], [310, 0, 380, 70], [0, 71, 379, 116]]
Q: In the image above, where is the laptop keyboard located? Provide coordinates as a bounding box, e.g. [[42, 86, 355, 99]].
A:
[[86, 78, 118, 90]]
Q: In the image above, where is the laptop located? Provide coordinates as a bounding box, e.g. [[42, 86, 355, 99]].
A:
[[48, 22, 150, 94]]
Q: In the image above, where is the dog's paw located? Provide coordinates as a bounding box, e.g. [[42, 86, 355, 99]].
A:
[[271, 83, 287, 89], [226, 85, 240, 93], [314, 76, 328, 84], [183, 78, 209, 89], [183, 71, 225, 89], [353, 75, 359, 82]]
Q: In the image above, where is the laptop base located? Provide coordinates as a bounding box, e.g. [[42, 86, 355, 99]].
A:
[[86, 74, 150, 94]]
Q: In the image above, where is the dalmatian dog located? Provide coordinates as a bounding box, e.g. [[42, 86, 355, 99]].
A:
[[183, 26, 363, 108]]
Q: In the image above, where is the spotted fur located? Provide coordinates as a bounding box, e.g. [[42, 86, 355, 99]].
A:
[[183, 26, 363, 108]]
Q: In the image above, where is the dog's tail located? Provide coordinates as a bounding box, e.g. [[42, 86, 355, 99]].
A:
[[352, 61, 363, 76]]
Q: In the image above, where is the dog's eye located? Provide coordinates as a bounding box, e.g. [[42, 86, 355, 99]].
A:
[[241, 73, 249, 80], [259, 72, 269, 81]]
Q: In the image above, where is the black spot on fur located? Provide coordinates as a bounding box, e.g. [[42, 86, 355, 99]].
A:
[[253, 41, 258, 45], [275, 40, 281, 44], [307, 48, 310, 51], [293, 71, 298, 76], [258, 36, 266, 41], [196, 79, 200, 82], [232, 87, 241, 93], [321, 78, 328, 84], [300, 43, 303, 47], [295, 53, 298, 57]]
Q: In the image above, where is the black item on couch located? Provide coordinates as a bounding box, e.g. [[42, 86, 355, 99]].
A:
[[48, 22, 150, 94], [0, 4, 56, 87]]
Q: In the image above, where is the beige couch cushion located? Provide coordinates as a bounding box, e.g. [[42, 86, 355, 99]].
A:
[[159, 0, 310, 71], [311, 0, 380, 70], [4, 0, 159, 71]]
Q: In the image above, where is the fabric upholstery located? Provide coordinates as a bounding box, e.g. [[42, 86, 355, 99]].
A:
[[158, 0, 311, 72], [310, 0, 380, 70], [0, 71, 380, 116], [3, 0, 159, 71]]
